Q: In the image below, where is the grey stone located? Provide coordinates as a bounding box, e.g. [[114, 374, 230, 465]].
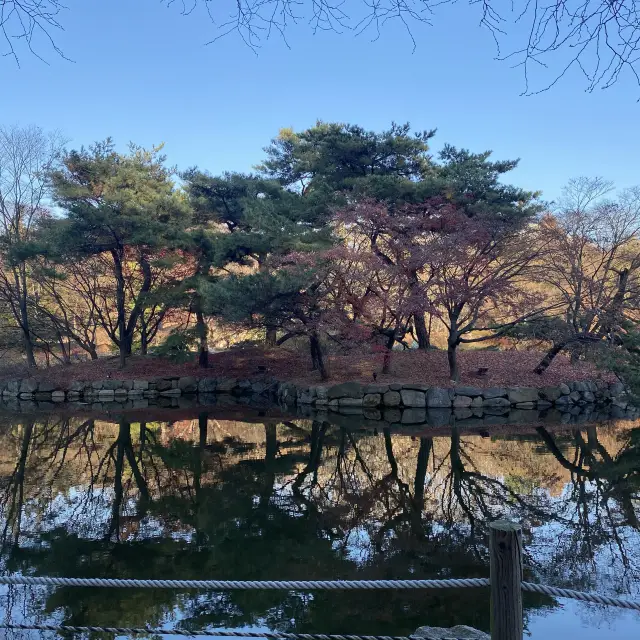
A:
[[427, 409, 452, 428], [470, 396, 484, 408], [402, 408, 427, 424], [132, 399, 149, 409], [67, 391, 81, 401], [91, 380, 104, 390], [484, 406, 510, 416], [454, 408, 473, 420], [611, 397, 628, 409], [51, 390, 66, 402], [453, 395, 472, 408], [583, 391, 596, 403], [132, 379, 150, 391], [559, 383, 571, 395], [426, 388, 451, 408], [38, 381, 57, 393], [382, 390, 402, 407], [299, 391, 314, 405], [454, 386, 483, 397], [515, 402, 537, 409], [143, 390, 158, 398], [338, 397, 363, 407], [402, 383, 430, 391], [19, 379, 38, 394], [216, 378, 237, 392], [37, 401, 54, 410], [159, 388, 182, 397], [334, 406, 363, 415], [401, 389, 426, 407], [484, 413, 508, 424], [610, 382, 626, 395], [482, 387, 506, 399], [114, 389, 128, 399], [237, 379, 252, 390], [18, 392, 34, 400], [571, 381, 589, 392], [483, 396, 510, 407], [363, 408, 382, 421], [539, 387, 562, 402], [251, 381, 268, 394], [69, 380, 85, 392], [6, 380, 20, 393], [198, 378, 216, 392], [507, 387, 540, 403], [328, 399, 340, 408], [555, 395, 573, 406], [413, 625, 489, 640], [364, 384, 389, 394], [156, 378, 174, 392], [384, 408, 402, 423], [98, 390, 114, 400], [389, 383, 404, 390], [34, 392, 52, 401], [363, 393, 381, 407], [314, 398, 328, 406], [102, 379, 123, 390], [122, 379, 134, 390], [315, 386, 328, 400], [537, 400, 553, 409], [328, 382, 364, 399], [569, 391, 581, 403]]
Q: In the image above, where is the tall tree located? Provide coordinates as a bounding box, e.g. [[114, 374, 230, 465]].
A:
[[0, 125, 65, 367], [46, 139, 189, 368]]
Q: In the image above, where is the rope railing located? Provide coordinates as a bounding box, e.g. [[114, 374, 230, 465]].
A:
[[2, 522, 639, 639], [0, 625, 422, 640]]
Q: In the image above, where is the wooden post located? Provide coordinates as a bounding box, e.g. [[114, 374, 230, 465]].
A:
[[490, 520, 523, 640]]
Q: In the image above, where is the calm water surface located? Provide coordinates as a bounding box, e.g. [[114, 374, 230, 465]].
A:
[[0, 407, 638, 639]]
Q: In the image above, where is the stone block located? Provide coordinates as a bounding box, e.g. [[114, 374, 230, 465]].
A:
[[363, 409, 382, 421], [91, 380, 104, 390], [19, 392, 34, 400], [328, 382, 364, 399], [67, 391, 81, 401], [178, 376, 198, 393], [198, 378, 216, 392], [454, 386, 483, 397], [571, 381, 589, 392], [453, 395, 472, 408], [539, 387, 562, 402], [514, 402, 537, 409], [507, 387, 539, 404], [426, 388, 451, 408], [484, 406, 510, 416], [19, 379, 38, 394], [217, 378, 237, 392], [582, 391, 595, 403], [470, 396, 484, 407], [363, 393, 381, 407], [364, 384, 389, 394], [537, 400, 553, 409], [34, 392, 52, 401], [98, 390, 114, 400], [338, 397, 363, 407], [143, 390, 158, 399], [383, 390, 401, 406], [389, 383, 404, 390], [569, 391, 581, 403], [251, 381, 268, 394], [427, 409, 452, 428], [51, 390, 66, 402], [401, 389, 426, 407], [122, 379, 134, 390], [102, 379, 123, 390], [454, 408, 473, 420], [509, 409, 540, 422], [559, 383, 571, 395], [156, 378, 173, 392], [483, 396, 510, 407], [384, 408, 402, 423], [315, 386, 328, 400], [299, 391, 314, 405], [69, 380, 85, 392], [133, 379, 150, 391], [482, 387, 506, 399], [5, 380, 20, 394], [159, 388, 182, 397], [38, 381, 57, 393], [402, 408, 427, 424], [402, 383, 430, 391]]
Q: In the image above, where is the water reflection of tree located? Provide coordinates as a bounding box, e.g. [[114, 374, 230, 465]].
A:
[[0, 415, 637, 636]]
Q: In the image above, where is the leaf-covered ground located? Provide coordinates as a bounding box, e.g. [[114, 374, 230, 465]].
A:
[[0, 347, 616, 389]]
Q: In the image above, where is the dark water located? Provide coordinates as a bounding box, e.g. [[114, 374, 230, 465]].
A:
[[0, 407, 638, 639]]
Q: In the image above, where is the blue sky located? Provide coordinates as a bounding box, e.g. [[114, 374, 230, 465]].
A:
[[1, 0, 638, 202]]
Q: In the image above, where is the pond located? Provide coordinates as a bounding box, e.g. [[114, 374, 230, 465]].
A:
[[0, 402, 638, 639]]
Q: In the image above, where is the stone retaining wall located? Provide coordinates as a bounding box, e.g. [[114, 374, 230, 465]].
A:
[[0, 375, 631, 412]]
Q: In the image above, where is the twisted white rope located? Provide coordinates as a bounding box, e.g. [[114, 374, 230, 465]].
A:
[[0, 576, 490, 590], [0, 624, 420, 639], [521, 582, 640, 611]]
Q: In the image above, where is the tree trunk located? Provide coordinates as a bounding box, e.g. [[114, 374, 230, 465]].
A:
[[447, 343, 459, 382], [198, 413, 208, 449], [18, 276, 36, 367], [196, 308, 209, 368], [265, 327, 277, 348], [88, 345, 99, 361], [414, 313, 430, 349], [310, 332, 329, 381], [534, 340, 570, 375], [112, 250, 128, 369], [140, 316, 148, 355], [382, 332, 395, 374]]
